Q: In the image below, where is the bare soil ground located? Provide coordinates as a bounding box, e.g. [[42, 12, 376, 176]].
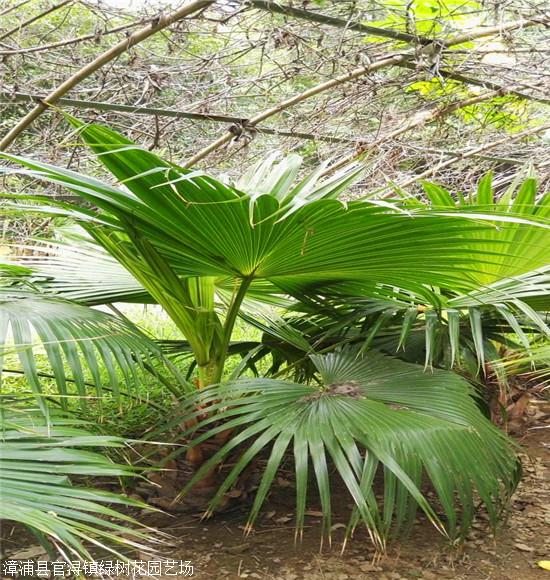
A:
[[132, 428, 550, 580]]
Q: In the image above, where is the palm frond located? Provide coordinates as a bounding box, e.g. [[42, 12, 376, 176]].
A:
[[418, 175, 550, 285], [234, 150, 366, 219], [2, 123, 550, 303], [178, 349, 518, 550], [0, 405, 153, 560], [241, 291, 546, 383], [14, 231, 152, 305], [0, 288, 180, 412]]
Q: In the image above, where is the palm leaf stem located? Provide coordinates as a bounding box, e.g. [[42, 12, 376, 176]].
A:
[[212, 275, 254, 385]]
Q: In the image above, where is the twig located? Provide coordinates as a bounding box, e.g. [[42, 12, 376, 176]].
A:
[[0, 20, 148, 55], [0, 0, 73, 43], [182, 18, 543, 168], [387, 122, 550, 193], [0, 0, 216, 151]]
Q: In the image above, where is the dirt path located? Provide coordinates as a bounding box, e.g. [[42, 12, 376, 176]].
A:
[[139, 429, 549, 580]]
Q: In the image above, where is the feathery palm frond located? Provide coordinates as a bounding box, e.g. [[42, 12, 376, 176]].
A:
[[0, 287, 183, 413]]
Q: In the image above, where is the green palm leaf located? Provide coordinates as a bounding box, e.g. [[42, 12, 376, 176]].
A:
[[2, 122, 550, 386], [14, 231, 151, 305], [0, 406, 153, 560], [12, 228, 291, 309], [0, 288, 179, 412], [419, 175, 550, 285], [177, 349, 518, 550], [2, 122, 550, 298]]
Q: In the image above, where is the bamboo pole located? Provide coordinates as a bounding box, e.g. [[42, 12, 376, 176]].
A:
[[397, 62, 550, 106], [250, 0, 425, 45], [0, 0, 215, 151], [0, 91, 354, 144], [183, 18, 542, 168], [1, 91, 529, 169]]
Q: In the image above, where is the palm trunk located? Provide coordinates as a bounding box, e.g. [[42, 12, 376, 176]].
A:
[[197, 360, 220, 389], [183, 279, 252, 495]]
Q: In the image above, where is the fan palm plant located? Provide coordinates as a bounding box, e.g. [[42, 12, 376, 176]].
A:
[[1, 119, 550, 550]]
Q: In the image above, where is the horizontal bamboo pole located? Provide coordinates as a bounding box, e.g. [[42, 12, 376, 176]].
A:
[[0, 0, 215, 151]]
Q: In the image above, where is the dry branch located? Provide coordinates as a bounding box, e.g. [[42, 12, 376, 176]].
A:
[[326, 85, 519, 173], [183, 18, 543, 168], [389, 122, 550, 193], [0, 0, 73, 43], [0, 0, 215, 151]]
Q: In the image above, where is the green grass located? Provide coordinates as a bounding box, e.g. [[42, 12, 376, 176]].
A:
[[2, 302, 266, 438]]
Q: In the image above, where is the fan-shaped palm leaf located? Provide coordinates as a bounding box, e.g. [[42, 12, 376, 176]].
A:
[[176, 349, 518, 551], [2, 122, 550, 297], [417, 175, 550, 285], [11, 228, 291, 309], [14, 231, 152, 305]]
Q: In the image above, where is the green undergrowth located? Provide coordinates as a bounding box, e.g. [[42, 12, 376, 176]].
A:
[[3, 303, 265, 438]]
